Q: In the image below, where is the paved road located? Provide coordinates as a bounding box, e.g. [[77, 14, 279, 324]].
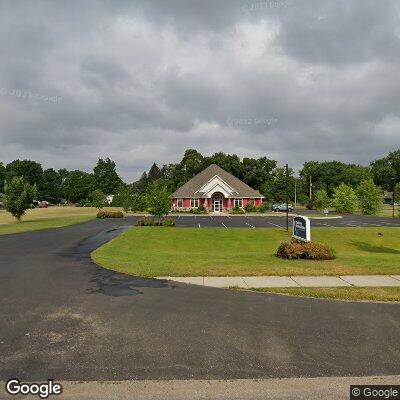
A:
[[1, 218, 400, 381]]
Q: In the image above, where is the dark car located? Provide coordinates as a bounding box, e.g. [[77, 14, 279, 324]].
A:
[[272, 203, 293, 212]]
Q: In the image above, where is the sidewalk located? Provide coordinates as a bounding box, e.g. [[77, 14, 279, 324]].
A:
[[157, 275, 400, 288]]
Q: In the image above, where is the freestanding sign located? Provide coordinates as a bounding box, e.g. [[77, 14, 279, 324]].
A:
[[293, 216, 311, 242]]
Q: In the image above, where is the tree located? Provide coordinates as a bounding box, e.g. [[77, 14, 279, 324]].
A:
[[180, 149, 204, 179], [135, 172, 149, 195], [314, 189, 330, 211], [0, 162, 5, 193], [332, 183, 358, 213], [371, 150, 400, 190], [112, 184, 135, 212], [4, 176, 37, 221], [41, 168, 62, 203], [90, 189, 107, 210], [242, 157, 276, 191], [395, 183, 400, 203], [147, 163, 162, 183], [93, 158, 122, 194], [145, 180, 171, 224], [263, 167, 295, 202], [6, 160, 43, 188], [357, 179, 383, 215], [64, 171, 94, 203], [299, 161, 371, 197]]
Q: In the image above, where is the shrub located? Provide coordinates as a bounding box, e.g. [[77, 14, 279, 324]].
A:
[[306, 201, 315, 210], [357, 179, 383, 215], [332, 183, 358, 213], [136, 217, 155, 226], [190, 205, 207, 214], [277, 239, 335, 260], [314, 189, 330, 211], [162, 217, 175, 227], [96, 210, 124, 219], [244, 202, 257, 212], [257, 202, 269, 213], [231, 205, 245, 214]]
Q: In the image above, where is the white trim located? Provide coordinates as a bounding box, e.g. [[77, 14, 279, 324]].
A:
[[195, 175, 238, 195], [190, 198, 199, 208]]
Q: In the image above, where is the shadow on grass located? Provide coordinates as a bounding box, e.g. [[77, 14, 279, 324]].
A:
[[350, 241, 400, 254]]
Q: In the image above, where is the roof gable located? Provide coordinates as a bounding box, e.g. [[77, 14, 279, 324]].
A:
[[171, 164, 264, 198]]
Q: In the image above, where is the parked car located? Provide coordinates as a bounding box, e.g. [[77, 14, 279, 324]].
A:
[[39, 201, 49, 208], [272, 203, 293, 212]]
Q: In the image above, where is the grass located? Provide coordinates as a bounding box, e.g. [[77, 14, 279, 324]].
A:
[[91, 227, 400, 277], [0, 206, 121, 235], [248, 287, 400, 302]]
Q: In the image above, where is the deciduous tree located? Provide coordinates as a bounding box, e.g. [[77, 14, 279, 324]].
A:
[[4, 176, 37, 221], [357, 179, 383, 215], [332, 183, 358, 213]]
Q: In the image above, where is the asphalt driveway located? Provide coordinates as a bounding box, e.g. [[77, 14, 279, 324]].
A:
[[1, 217, 400, 381]]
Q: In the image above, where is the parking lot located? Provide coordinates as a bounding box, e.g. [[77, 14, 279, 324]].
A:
[[172, 213, 400, 228]]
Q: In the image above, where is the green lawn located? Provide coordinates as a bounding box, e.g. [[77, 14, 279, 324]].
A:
[[0, 206, 122, 235], [91, 227, 400, 277], [248, 287, 400, 302]]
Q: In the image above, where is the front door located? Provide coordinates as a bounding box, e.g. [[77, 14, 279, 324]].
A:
[[212, 195, 223, 212]]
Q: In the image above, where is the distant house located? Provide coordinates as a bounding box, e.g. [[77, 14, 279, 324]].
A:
[[171, 164, 264, 212]]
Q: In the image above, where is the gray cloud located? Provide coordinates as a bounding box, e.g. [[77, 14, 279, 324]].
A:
[[0, 0, 399, 181]]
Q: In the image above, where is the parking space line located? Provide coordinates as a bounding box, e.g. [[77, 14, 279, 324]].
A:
[[222, 222, 228, 229], [198, 223, 201, 228], [267, 221, 284, 228]]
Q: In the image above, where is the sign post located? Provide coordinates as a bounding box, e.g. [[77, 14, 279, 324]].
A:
[[293, 216, 311, 242]]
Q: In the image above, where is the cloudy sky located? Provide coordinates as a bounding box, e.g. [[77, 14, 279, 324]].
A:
[[1, 0, 400, 181]]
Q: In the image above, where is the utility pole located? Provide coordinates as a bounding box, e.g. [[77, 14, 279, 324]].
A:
[[309, 175, 312, 202], [285, 164, 289, 232], [393, 177, 396, 218], [294, 178, 297, 208]]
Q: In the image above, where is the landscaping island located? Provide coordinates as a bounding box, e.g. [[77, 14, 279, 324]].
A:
[[91, 227, 400, 277]]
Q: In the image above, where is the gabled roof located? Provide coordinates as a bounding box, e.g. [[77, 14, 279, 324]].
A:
[[172, 164, 264, 198]]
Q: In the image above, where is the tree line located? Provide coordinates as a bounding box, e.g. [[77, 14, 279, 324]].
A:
[[0, 148, 399, 210]]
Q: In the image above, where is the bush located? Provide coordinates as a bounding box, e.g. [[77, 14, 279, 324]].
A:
[[162, 217, 175, 227], [244, 202, 257, 212], [333, 183, 358, 213], [314, 189, 330, 211], [136, 217, 155, 226], [306, 201, 315, 210], [190, 205, 207, 214], [231, 205, 245, 214], [257, 202, 269, 213], [277, 239, 335, 260], [357, 179, 383, 215], [96, 210, 124, 219]]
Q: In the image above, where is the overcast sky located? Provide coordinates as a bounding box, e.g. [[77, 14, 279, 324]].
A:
[[1, 0, 399, 181]]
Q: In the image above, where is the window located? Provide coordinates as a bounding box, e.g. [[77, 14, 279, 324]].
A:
[[190, 198, 199, 208], [234, 198, 243, 207], [177, 199, 183, 207]]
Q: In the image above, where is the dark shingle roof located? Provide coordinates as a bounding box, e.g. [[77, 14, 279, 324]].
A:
[[172, 164, 264, 198]]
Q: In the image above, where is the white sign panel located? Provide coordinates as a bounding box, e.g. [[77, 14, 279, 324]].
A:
[[293, 216, 311, 242]]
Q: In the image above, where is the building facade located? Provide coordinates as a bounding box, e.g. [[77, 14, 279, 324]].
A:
[[171, 164, 264, 212]]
